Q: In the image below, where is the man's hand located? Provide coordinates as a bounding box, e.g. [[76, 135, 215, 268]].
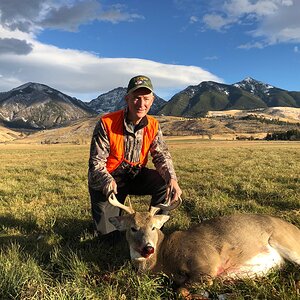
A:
[[166, 178, 182, 203], [103, 180, 118, 198]]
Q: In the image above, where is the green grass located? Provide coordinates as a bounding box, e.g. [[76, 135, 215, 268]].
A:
[[0, 141, 299, 299]]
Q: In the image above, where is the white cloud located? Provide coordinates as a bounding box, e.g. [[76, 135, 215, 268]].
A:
[[0, 38, 33, 54], [0, 1, 223, 100], [0, 26, 222, 100], [202, 0, 300, 46], [189, 16, 198, 24], [96, 4, 144, 24], [0, 0, 143, 33], [238, 41, 265, 49], [255, 2, 300, 44], [203, 13, 232, 31], [204, 55, 219, 60], [223, 0, 279, 17]]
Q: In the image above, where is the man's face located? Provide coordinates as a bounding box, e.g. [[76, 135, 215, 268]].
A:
[[125, 88, 154, 124]]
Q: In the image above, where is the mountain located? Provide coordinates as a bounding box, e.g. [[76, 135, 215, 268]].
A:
[[88, 87, 126, 113], [1, 78, 299, 131], [158, 78, 300, 117], [87, 87, 166, 115], [234, 77, 300, 107], [0, 82, 96, 129], [0, 82, 165, 131]]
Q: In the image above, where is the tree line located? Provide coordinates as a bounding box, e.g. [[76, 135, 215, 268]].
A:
[[265, 129, 300, 141]]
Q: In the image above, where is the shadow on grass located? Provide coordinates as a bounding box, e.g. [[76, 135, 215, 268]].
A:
[[0, 214, 130, 273]]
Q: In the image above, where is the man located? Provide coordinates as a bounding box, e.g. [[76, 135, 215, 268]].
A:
[[88, 75, 182, 236]]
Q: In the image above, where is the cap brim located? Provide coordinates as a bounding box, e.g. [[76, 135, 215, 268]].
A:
[[127, 85, 153, 95]]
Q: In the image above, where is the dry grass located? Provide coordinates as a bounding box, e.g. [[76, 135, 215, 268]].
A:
[[206, 107, 300, 123], [0, 141, 299, 299], [1, 109, 299, 144], [0, 125, 23, 142]]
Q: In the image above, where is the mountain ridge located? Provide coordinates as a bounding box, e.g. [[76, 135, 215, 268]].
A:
[[0, 78, 299, 130], [158, 78, 300, 117], [0, 82, 95, 129]]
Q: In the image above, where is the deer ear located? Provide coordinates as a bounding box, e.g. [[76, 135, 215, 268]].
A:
[[153, 215, 170, 229], [109, 216, 127, 231]]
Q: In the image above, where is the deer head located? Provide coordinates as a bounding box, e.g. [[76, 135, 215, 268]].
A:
[[108, 193, 180, 261]]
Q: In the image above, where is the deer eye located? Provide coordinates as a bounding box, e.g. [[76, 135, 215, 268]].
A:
[[131, 227, 138, 232]]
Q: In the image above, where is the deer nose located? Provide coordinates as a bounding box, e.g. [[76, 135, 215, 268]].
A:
[[141, 245, 155, 258]]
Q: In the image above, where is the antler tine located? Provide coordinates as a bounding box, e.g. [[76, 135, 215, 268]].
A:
[[155, 196, 183, 212], [108, 192, 135, 215], [149, 206, 161, 216], [127, 197, 133, 210]]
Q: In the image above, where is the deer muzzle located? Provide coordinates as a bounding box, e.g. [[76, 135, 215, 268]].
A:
[[141, 245, 155, 258]]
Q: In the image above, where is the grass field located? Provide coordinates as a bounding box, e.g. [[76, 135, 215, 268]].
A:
[[0, 141, 299, 299]]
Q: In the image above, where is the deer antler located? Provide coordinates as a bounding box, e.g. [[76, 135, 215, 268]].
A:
[[150, 196, 183, 215], [108, 191, 135, 215], [149, 206, 161, 216]]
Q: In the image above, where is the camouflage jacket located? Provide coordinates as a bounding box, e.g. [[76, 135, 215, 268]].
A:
[[88, 109, 178, 192]]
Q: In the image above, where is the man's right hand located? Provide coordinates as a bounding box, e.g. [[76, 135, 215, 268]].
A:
[[166, 178, 182, 203]]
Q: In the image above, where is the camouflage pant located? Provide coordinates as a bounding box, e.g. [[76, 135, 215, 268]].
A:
[[89, 167, 167, 235]]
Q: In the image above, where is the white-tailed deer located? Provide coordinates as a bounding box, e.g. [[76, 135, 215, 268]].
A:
[[108, 194, 300, 288]]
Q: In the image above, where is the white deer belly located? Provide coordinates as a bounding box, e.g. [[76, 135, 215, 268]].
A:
[[224, 245, 284, 279]]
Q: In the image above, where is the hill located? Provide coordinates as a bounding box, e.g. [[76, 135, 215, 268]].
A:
[[0, 82, 95, 129], [206, 107, 300, 123], [0, 125, 24, 142], [6, 107, 299, 144], [158, 78, 300, 117], [1, 77, 299, 131], [1, 78, 300, 140]]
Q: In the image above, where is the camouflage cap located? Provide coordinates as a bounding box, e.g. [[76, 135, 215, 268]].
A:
[[127, 75, 153, 94]]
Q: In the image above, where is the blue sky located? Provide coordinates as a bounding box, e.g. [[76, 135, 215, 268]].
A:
[[0, 0, 299, 101]]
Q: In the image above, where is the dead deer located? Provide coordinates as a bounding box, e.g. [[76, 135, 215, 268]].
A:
[[108, 194, 300, 289]]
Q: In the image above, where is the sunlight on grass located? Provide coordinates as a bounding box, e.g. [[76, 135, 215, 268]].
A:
[[0, 141, 299, 299]]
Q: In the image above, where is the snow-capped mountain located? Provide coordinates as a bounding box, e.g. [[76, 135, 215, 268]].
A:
[[88, 87, 126, 114], [87, 87, 166, 115], [1, 78, 299, 129], [158, 78, 300, 117], [0, 82, 95, 129], [234, 77, 275, 94], [233, 77, 300, 107]]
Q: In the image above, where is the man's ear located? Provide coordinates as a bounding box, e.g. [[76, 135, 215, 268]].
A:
[[109, 216, 127, 231], [152, 215, 170, 229]]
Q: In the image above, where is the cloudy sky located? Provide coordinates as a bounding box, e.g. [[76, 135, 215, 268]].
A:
[[0, 0, 299, 101]]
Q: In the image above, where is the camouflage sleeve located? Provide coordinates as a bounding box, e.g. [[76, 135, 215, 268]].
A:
[[149, 125, 178, 183], [88, 119, 114, 192]]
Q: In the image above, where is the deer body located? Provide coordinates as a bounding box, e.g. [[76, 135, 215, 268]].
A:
[[158, 214, 299, 285], [107, 195, 300, 286]]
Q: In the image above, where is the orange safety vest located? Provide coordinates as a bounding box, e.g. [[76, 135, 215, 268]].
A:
[[101, 110, 159, 173]]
